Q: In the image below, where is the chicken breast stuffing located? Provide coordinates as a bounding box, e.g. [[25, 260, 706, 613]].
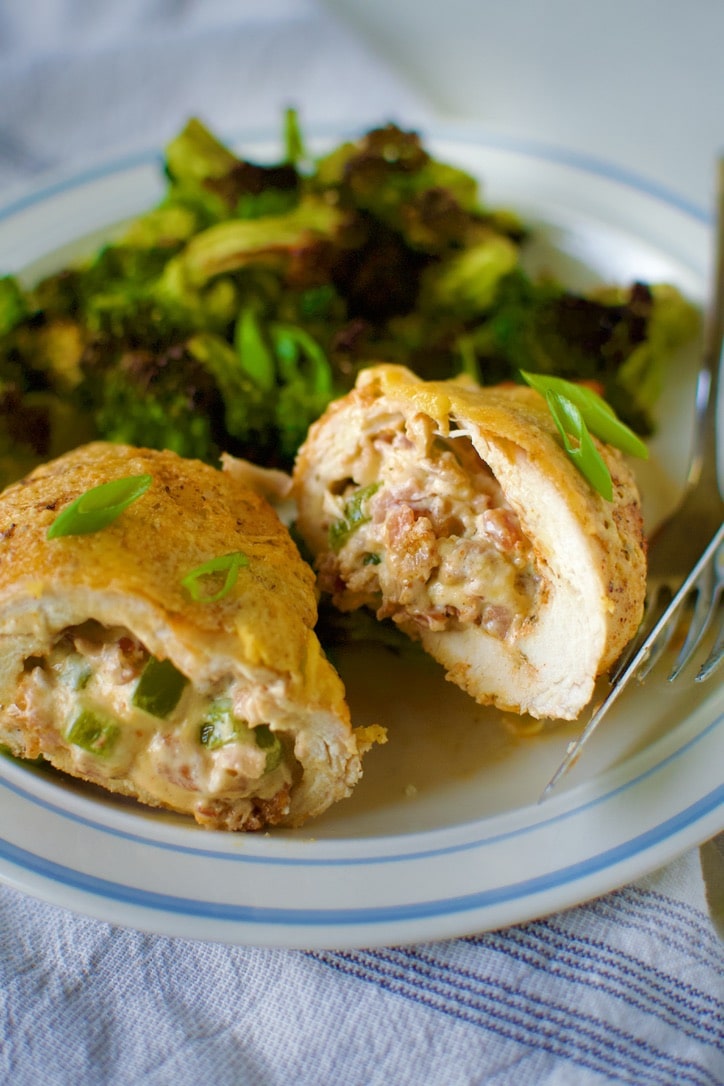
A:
[[0, 442, 380, 830], [292, 364, 647, 720]]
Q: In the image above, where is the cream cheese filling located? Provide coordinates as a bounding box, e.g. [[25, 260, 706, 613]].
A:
[[319, 410, 539, 638], [15, 621, 294, 821]]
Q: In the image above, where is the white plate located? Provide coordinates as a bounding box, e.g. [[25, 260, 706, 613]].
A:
[[0, 126, 722, 949]]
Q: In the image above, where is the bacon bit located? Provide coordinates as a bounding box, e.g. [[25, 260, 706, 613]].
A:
[[116, 637, 147, 681], [383, 505, 438, 587], [480, 508, 525, 553], [195, 783, 291, 831]]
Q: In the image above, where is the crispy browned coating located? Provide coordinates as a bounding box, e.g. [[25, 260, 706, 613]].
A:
[[0, 442, 367, 828], [293, 364, 647, 720]]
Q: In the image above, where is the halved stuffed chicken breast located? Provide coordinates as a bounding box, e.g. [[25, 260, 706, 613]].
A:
[[293, 364, 647, 720], [0, 442, 377, 829]]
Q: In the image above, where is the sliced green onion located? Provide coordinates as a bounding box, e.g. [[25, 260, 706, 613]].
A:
[[181, 551, 249, 603], [329, 483, 380, 552], [132, 656, 189, 718], [47, 474, 152, 539], [66, 708, 120, 757], [546, 391, 614, 501], [520, 371, 648, 459]]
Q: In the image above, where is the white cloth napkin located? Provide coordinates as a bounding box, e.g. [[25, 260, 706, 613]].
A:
[[0, 0, 429, 189], [0, 3, 722, 1084], [1, 855, 721, 1085]]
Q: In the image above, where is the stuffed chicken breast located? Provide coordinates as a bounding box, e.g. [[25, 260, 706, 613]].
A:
[[293, 364, 647, 720], [0, 442, 375, 830]]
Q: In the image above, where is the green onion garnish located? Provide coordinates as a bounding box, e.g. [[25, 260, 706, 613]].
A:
[[65, 709, 120, 757], [545, 391, 614, 501], [520, 372, 648, 459], [181, 551, 249, 603], [520, 372, 649, 500], [132, 656, 189, 719], [47, 474, 152, 539]]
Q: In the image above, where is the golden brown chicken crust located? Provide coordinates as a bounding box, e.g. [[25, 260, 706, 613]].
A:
[[0, 442, 365, 828], [0, 442, 317, 671]]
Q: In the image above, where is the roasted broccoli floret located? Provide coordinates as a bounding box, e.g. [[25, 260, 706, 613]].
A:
[[163, 116, 301, 228], [0, 110, 701, 489], [312, 123, 523, 255], [464, 272, 699, 432]]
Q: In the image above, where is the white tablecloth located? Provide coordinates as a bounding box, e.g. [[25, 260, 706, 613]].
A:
[[0, 3, 722, 1083]]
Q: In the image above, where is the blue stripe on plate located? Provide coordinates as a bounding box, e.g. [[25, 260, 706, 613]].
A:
[[0, 126, 709, 227], [1, 711, 721, 866], [0, 786, 721, 926], [0, 149, 163, 221], [425, 124, 711, 225]]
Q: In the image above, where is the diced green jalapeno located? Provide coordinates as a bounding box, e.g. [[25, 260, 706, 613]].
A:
[[66, 709, 120, 757], [253, 724, 283, 773], [132, 656, 189, 718], [329, 483, 380, 552], [199, 702, 283, 773]]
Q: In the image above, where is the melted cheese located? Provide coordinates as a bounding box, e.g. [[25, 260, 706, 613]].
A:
[[17, 624, 293, 821], [320, 410, 539, 638]]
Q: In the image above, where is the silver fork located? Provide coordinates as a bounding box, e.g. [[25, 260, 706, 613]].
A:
[[540, 161, 724, 801]]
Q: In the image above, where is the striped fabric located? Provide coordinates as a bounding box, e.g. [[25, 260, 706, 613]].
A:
[[0, 855, 721, 1085], [311, 883, 723, 1085]]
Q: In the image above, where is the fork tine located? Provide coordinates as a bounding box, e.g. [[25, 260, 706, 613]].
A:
[[607, 586, 672, 684], [696, 616, 724, 681], [692, 532, 724, 681], [635, 602, 680, 682], [667, 556, 721, 681]]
